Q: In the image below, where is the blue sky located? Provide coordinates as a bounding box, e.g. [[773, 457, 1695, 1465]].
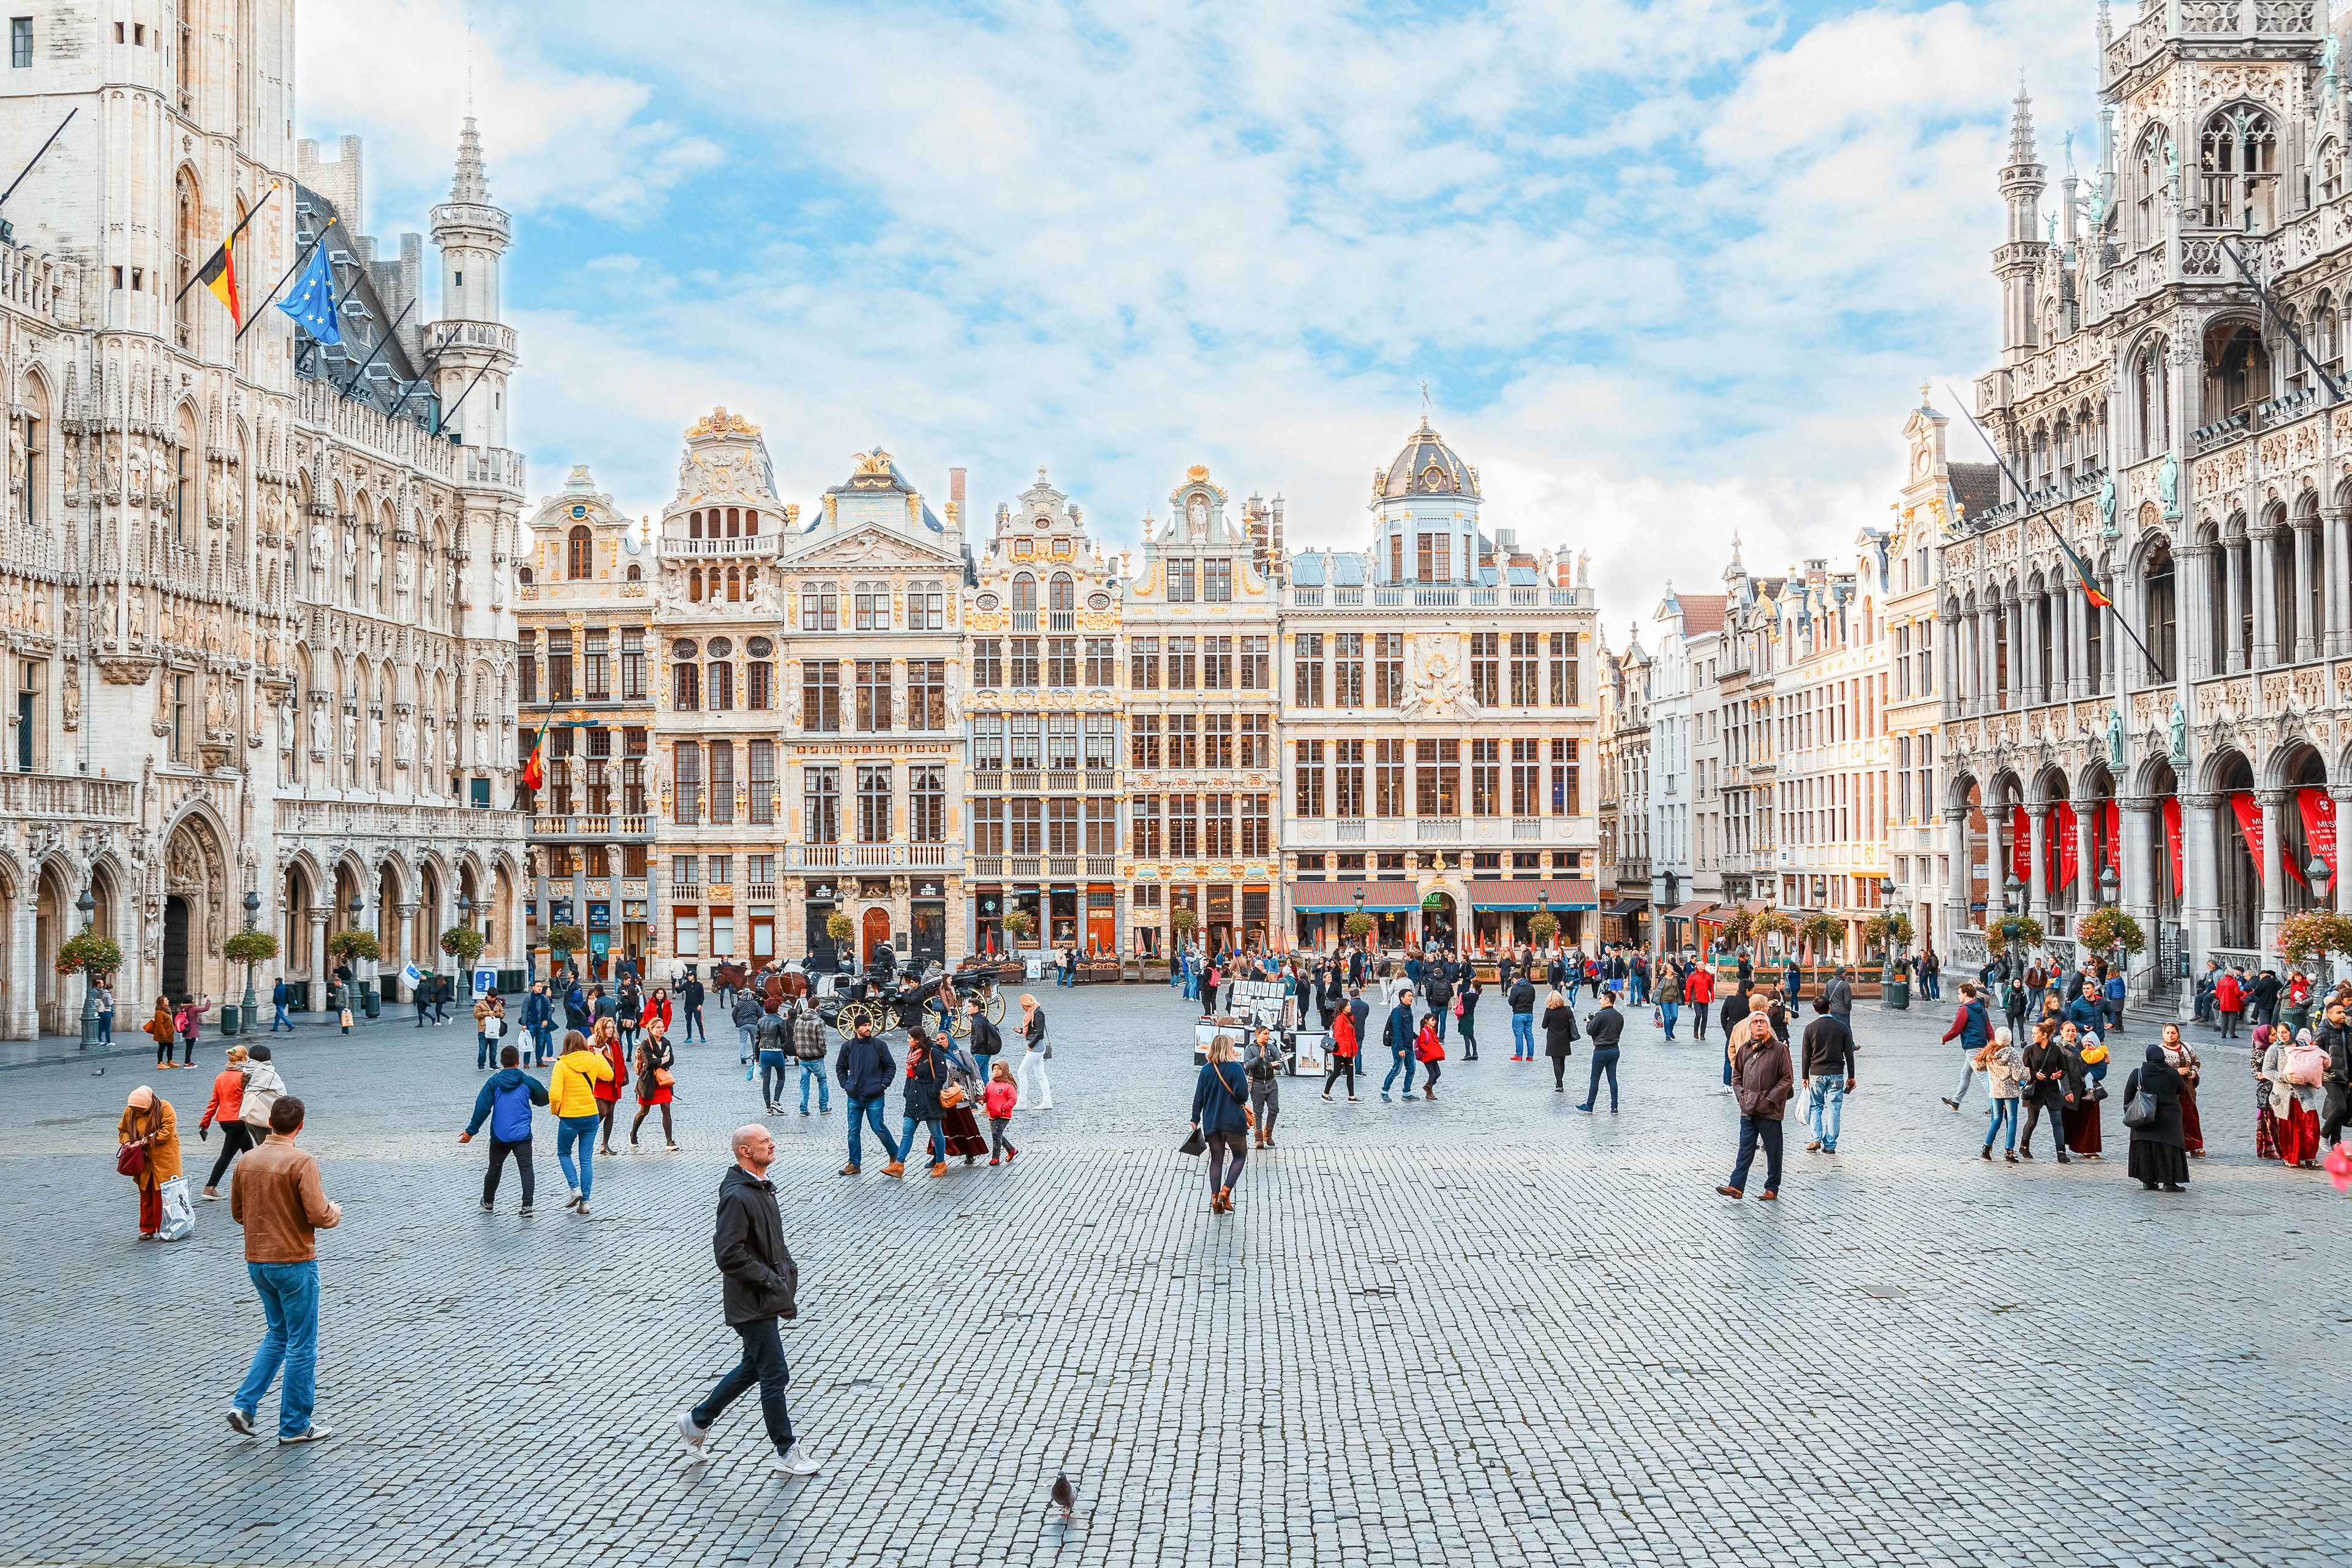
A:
[[304, 0, 2097, 624]]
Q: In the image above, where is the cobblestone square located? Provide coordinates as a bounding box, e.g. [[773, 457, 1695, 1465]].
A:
[[5, 985, 2350, 1568]]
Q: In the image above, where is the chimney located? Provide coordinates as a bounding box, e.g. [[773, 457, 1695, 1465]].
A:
[[949, 467, 967, 532]]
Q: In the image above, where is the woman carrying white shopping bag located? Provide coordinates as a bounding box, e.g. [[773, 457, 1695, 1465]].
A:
[[1014, 993, 1053, 1110]]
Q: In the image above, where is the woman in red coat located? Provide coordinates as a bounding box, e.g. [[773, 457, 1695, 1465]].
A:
[[592, 1019, 628, 1156], [2215, 968, 2245, 1039], [1414, 1013, 1446, 1102], [628, 1018, 677, 1152], [645, 987, 674, 1037], [1322, 1004, 1359, 1101]]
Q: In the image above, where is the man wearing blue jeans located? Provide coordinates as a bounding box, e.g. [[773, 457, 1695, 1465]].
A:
[[226, 1095, 340, 1444], [793, 1002, 831, 1115], [1508, 975, 1537, 1060], [835, 1017, 904, 1176], [1800, 995, 1856, 1153], [269, 977, 292, 1031], [1380, 987, 1419, 1101]]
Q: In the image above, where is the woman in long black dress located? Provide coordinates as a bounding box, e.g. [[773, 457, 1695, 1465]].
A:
[[2122, 1041, 2188, 1193]]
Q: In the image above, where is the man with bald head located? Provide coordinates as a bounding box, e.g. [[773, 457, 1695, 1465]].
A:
[[675, 1125, 818, 1476]]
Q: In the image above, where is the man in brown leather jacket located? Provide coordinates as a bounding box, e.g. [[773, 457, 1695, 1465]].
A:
[[1717, 1012, 1795, 1201]]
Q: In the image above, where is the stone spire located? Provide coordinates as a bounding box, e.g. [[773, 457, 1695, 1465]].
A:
[[451, 115, 489, 205], [2008, 79, 2038, 169]]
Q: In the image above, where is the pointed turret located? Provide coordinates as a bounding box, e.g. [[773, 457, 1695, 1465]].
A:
[[1996, 78, 2049, 367], [431, 116, 516, 459], [450, 115, 490, 205]]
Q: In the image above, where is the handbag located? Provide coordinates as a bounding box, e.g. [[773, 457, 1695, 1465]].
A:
[[2120, 1089, 2158, 1129], [940, 1081, 967, 1109], [653, 1067, 676, 1088], [116, 1139, 147, 1177], [1177, 1127, 1206, 1155]]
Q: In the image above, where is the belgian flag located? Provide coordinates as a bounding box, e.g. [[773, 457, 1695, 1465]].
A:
[[175, 183, 276, 328], [196, 239, 241, 328], [519, 716, 551, 793], [2059, 535, 2113, 610]]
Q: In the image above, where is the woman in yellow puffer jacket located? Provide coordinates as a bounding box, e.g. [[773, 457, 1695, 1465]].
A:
[[547, 1030, 614, 1214]]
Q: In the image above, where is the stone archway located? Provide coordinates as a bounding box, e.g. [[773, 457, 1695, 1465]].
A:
[[162, 812, 232, 1008]]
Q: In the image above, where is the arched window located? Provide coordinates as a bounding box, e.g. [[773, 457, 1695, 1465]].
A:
[[2209, 323, 2269, 421], [688, 567, 703, 603], [689, 510, 702, 539], [2136, 342, 2170, 456], [855, 579, 890, 630], [567, 524, 594, 579], [1012, 573, 1036, 627], [625, 563, 641, 581], [1049, 572, 1074, 625], [2200, 106, 2278, 230], [726, 565, 741, 602], [171, 404, 197, 546], [743, 509, 759, 537], [2136, 126, 2171, 249], [174, 168, 200, 349], [2323, 139, 2344, 204], [2320, 293, 2342, 383], [726, 507, 740, 537], [2052, 413, 2071, 483]]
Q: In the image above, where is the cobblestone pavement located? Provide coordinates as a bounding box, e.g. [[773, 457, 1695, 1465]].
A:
[[6, 982, 2350, 1568]]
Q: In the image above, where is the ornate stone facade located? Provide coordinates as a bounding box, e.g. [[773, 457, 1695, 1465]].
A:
[[1941, 8, 2352, 998], [0, 12, 524, 1033]]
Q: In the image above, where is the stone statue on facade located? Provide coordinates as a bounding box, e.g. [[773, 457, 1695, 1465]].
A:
[[2157, 453, 2179, 520], [2107, 706, 2125, 767], [2097, 474, 2116, 537], [2168, 700, 2188, 764]]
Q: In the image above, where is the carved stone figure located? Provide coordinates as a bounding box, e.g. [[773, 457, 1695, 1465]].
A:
[[2158, 453, 2179, 519], [394, 549, 413, 597], [2097, 475, 2116, 537], [2169, 700, 2189, 764], [341, 709, 356, 759], [2107, 706, 2125, 767], [394, 715, 414, 764]]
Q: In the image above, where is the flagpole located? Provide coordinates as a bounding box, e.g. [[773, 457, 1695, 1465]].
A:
[[236, 216, 341, 343], [173, 181, 277, 305], [1945, 386, 2169, 683], [335, 294, 417, 397]]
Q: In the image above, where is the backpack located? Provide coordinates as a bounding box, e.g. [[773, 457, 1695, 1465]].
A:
[[2285, 1041, 2328, 1087]]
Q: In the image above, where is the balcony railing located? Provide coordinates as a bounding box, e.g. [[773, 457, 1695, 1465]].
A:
[[1014, 612, 1037, 630], [1085, 856, 1118, 877], [1048, 856, 1079, 877], [1010, 771, 1041, 792], [1336, 820, 1367, 841], [742, 883, 777, 900], [671, 884, 699, 902], [1050, 611, 1075, 630], [1336, 589, 1363, 606], [908, 844, 951, 867], [1085, 770, 1118, 791], [1294, 589, 1324, 606], [0, 771, 135, 821], [659, 534, 779, 559], [1415, 818, 1463, 841], [1011, 856, 1041, 877], [1512, 817, 1542, 840], [1047, 771, 1079, 792], [971, 772, 1003, 792], [973, 857, 1005, 876]]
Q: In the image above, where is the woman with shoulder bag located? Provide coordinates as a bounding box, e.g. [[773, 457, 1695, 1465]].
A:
[[900, 1030, 953, 1178], [1190, 1035, 1251, 1214], [2122, 1041, 2188, 1191], [1322, 1001, 1359, 1102], [1542, 988, 1580, 1096], [628, 1019, 678, 1152], [1015, 994, 1053, 1111], [118, 1085, 183, 1239]]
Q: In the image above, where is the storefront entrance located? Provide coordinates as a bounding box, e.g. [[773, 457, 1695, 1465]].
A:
[[911, 900, 946, 967], [862, 907, 893, 967], [804, 900, 838, 969]]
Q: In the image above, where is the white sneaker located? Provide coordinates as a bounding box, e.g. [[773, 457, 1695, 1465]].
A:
[[769, 1442, 820, 1477], [564, 1190, 581, 1209], [676, 1409, 708, 1456]]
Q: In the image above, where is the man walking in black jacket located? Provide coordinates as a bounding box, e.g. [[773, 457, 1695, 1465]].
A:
[[677, 1125, 819, 1476]]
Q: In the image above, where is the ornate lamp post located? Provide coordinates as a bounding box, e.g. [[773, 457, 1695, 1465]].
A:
[[1535, 887, 1550, 959], [347, 894, 366, 1016], [238, 888, 262, 1033], [76, 888, 99, 1050], [1877, 876, 1899, 1006]]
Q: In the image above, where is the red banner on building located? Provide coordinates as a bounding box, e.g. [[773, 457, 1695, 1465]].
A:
[[2230, 791, 2266, 882], [2103, 800, 2122, 880], [2163, 796, 2184, 899], [2053, 801, 2079, 889], [2010, 806, 2031, 885], [2300, 788, 2338, 880]]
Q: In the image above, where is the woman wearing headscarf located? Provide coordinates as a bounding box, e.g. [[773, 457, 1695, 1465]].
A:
[[2122, 1041, 2188, 1192], [118, 1086, 183, 1238], [899, 1028, 954, 1177], [2158, 1020, 2205, 1158], [2258, 1025, 2327, 1167], [2062, 1021, 2105, 1161], [1015, 993, 1053, 1110], [1189, 1034, 1251, 1214], [934, 1028, 992, 1164]]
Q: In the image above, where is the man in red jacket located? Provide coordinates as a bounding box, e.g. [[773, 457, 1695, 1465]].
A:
[[2215, 968, 2245, 1039], [1686, 962, 1716, 1041]]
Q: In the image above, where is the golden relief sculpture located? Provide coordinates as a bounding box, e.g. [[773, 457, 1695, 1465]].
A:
[[684, 406, 761, 440]]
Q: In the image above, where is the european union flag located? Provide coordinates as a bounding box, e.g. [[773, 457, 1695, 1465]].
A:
[[276, 244, 340, 345]]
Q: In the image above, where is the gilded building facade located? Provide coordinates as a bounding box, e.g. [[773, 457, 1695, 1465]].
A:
[[0, 13, 524, 1034], [777, 448, 967, 970], [1280, 421, 1601, 954], [516, 468, 653, 978], [965, 470, 1122, 956], [1122, 467, 1277, 956]]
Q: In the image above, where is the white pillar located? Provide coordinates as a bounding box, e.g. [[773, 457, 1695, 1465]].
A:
[[2180, 791, 2222, 994], [2028, 804, 2052, 922], [2258, 786, 2289, 957], [308, 912, 329, 1013]]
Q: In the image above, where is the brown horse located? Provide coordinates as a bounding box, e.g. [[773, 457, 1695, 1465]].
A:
[[712, 961, 750, 995]]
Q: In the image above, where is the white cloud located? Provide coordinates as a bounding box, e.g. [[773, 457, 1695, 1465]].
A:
[[344, 0, 2113, 624]]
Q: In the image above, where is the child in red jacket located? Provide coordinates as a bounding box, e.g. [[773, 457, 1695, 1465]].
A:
[[1415, 1014, 1445, 1101], [984, 1061, 1020, 1166]]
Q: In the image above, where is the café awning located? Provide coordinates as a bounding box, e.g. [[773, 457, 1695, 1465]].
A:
[[1604, 897, 1649, 918], [1461, 878, 1599, 911], [1288, 880, 1418, 913], [1666, 899, 1716, 921]]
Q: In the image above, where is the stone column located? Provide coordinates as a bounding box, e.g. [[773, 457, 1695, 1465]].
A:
[[2070, 802, 2099, 927], [2325, 508, 2348, 660], [2251, 528, 2278, 669], [2119, 797, 2159, 1002], [2334, 785, 2352, 918], [308, 911, 329, 1014], [2256, 787, 2290, 957], [2027, 804, 2052, 922], [2290, 522, 2315, 662], [1946, 806, 1972, 943], [2180, 791, 2222, 1017], [4, 888, 35, 1040]]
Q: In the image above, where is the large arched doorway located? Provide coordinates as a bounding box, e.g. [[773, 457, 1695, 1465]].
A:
[[2214, 750, 2259, 952], [861, 906, 892, 968], [1419, 891, 1456, 948], [163, 895, 193, 1001], [2274, 743, 2330, 921], [33, 862, 72, 1033]]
